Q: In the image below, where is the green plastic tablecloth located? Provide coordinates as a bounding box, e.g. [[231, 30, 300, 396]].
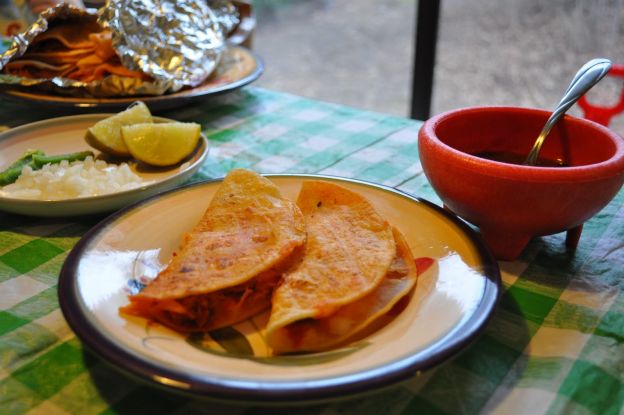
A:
[[0, 87, 622, 414]]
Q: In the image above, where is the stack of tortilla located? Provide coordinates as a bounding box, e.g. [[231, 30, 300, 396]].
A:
[[2, 20, 147, 82], [120, 169, 418, 354]]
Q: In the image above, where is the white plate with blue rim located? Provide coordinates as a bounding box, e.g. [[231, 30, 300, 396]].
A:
[[0, 114, 208, 217], [58, 174, 501, 404]]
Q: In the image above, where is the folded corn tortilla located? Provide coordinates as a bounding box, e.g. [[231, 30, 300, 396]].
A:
[[30, 19, 104, 50], [120, 169, 306, 332], [267, 181, 411, 354]]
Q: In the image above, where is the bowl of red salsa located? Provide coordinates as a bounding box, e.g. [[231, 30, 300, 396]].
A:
[[418, 106, 624, 260]]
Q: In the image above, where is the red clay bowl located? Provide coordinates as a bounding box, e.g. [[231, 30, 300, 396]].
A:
[[418, 106, 624, 260]]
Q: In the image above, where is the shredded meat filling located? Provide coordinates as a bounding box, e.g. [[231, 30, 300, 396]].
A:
[[148, 271, 281, 332]]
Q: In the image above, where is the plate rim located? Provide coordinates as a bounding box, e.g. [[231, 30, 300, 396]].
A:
[[0, 113, 209, 214], [58, 174, 501, 403], [0, 46, 264, 111]]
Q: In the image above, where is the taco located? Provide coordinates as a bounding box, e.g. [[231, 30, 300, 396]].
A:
[[120, 169, 306, 332], [266, 181, 415, 354]]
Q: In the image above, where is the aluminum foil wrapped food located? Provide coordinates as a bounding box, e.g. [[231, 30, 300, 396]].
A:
[[0, 0, 240, 97]]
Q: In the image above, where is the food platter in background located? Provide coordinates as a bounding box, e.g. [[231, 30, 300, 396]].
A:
[[0, 46, 263, 111]]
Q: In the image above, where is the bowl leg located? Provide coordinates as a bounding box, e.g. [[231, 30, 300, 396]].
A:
[[480, 229, 531, 261], [565, 224, 584, 250]]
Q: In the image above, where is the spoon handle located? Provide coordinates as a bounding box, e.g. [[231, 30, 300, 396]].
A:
[[524, 58, 612, 166]]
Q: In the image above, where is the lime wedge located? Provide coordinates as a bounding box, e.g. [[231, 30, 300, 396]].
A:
[[121, 122, 202, 166], [85, 101, 153, 157]]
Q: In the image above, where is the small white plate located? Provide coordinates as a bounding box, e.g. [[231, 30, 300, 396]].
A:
[[0, 114, 208, 217], [59, 175, 500, 403]]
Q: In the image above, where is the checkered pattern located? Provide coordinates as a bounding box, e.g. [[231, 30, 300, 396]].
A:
[[0, 87, 622, 415]]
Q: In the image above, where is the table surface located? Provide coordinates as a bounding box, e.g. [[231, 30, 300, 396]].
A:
[[0, 87, 622, 415]]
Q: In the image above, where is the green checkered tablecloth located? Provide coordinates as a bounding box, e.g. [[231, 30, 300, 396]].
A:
[[1, 87, 623, 415]]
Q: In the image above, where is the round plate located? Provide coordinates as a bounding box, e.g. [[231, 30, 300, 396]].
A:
[[0, 114, 208, 217], [0, 46, 263, 111], [58, 175, 501, 403]]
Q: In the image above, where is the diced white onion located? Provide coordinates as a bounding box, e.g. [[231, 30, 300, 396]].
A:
[[0, 156, 151, 200]]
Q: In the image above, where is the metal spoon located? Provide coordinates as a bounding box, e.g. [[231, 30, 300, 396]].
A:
[[524, 58, 612, 166]]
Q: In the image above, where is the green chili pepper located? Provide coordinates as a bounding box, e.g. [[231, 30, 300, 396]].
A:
[[0, 150, 95, 186], [0, 166, 27, 186], [0, 149, 45, 186], [31, 150, 94, 169]]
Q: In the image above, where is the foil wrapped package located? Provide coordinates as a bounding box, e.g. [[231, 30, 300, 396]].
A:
[[207, 0, 241, 35], [0, 0, 240, 97]]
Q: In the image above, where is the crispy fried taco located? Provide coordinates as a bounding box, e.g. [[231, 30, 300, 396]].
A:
[[266, 181, 416, 354], [120, 169, 306, 332]]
